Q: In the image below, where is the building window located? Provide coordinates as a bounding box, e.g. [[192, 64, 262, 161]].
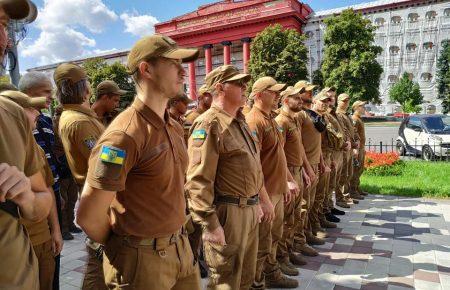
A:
[[310, 57, 315, 65], [406, 43, 417, 51], [423, 42, 434, 50], [388, 75, 398, 83], [445, 8, 450, 17], [389, 46, 400, 55], [305, 31, 314, 39], [425, 11, 437, 20], [391, 16, 402, 24], [406, 73, 414, 80], [421, 73, 432, 82], [374, 17, 385, 26], [408, 13, 419, 22]]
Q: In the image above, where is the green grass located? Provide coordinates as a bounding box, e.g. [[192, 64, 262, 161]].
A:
[[361, 161, 450, 198]]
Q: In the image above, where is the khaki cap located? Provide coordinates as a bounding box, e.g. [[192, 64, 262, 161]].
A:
[[0, 0, 30, 20], [0, 90, 46, 109], [338, 93, 350, 102], [249, 76, 286, 99], [54, 63, 87, 86], [205, 65, 250, 89], [352, 100, 366, 110], [198, 84, 211, 96], [313, 91, 331, 102], [323, 86, 336, 93], [96, 80, 127, 96], [127, 34, 199, 74], [173, 94, 193, 104], [294, 80, 317, 91], [280, 86, 303, 100]]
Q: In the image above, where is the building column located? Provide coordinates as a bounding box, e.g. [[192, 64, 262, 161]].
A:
[[242, 37, 251, 73], [222, 41, 232, 65], [188, 62, 197, 100], [203, 44, 213, 73]]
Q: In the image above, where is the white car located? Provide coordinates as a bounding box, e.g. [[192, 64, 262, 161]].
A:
[[396, 114, 450, 161]]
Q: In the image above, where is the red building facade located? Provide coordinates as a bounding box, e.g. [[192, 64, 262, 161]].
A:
[[155, 0, 312, 99]]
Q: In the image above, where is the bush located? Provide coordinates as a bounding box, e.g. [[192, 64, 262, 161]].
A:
[[364, 151, 405, 176]]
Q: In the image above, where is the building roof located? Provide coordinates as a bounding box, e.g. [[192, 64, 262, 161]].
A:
[[311, 0, 414, 18]]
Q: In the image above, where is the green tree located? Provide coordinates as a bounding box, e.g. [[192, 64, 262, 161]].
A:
[[322, 9, 383, 104], [437, 41, 450, 113], [311, 68, 324, 90], [389, 73, 423, 113], [248, 24, 308, 87], [83, 58, 135, 109]]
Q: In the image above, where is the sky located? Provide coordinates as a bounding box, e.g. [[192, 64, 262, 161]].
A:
[[17, 0, 373, 71]]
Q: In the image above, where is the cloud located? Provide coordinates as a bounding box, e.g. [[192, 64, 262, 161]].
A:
[[21, 0, 118, 65], [120, 12, 159, 37]]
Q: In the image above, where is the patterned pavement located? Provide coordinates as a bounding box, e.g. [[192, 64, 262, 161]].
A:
[[59, 194, 450, 290]]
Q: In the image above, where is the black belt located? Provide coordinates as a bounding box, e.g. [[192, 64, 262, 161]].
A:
[[0, 200, 19, 218], [215, 195, 259, 207]]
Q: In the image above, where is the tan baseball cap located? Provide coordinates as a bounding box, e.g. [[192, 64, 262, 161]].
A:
[[198, 84, 211, 96], [294, 80, 317, 91], [54, 63, 87, 86], [0, 0, 30, 20], [0, 90, 46, 109], [352, 100, 366, 110], [280, 86, 304, 100], [96, 80, 127, 96], [338, 93, 350, 102], [127, 34, 199, 74], [313, 91, 331, 102], [323, 86, 336, 93], [205, 65, 251, 89], [249, 76, 286, 99]]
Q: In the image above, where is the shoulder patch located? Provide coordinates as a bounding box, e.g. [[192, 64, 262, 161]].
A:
[[192, 129, 207, 140], [84, 136, 97, 150], [278, 126, 284, 133], [100, 145, 126, 165]]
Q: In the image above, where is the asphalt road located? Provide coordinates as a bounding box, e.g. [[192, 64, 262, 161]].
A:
[[364, 125, 400, 151]]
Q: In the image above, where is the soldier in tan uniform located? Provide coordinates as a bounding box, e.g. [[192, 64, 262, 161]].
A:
[[92, 80, 127, 127], [54, 63, 107, 290], [350, 101, 367, 199], [77, 34, 201, 290], [275, 86, 314, 274], [186, 65, 263, 290], [185, 84, 212, 126], [336, 94, 360, 208], [246, 77, 299, 289]]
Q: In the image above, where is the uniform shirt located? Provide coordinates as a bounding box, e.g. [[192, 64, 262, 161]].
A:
[[352, 113, 366, 145], [336, 108, 359, 148], [185, 107, 206, 126], [297, 110, 322, 165], [246, 106, 288, 196], [186, 105, 264, 231], [86, 97, 188, 238], [21, 148, 53, 246], [275, 108, 304, 168], [59, 104, 105, 185], [323, 111, 345, 152], [0, 98, 43, 290]]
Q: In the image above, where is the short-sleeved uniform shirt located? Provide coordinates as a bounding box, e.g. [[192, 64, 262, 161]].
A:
[[0, 98, 43, 290], [246, 106, 288, 196], [184, 107, 206, 126], [275, 108, 304, 168], [59, 104, 105, 185], [297, 110, 322, 165], [352, 114, 366, 145], [21, 147, 54, 246], [336, 109, 359, 147], [322, 111, 345, 152], [186, 105, 264, 231], [87, 97, 188, 238]]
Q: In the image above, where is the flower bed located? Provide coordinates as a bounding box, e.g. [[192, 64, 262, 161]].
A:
[[364, 151, 405, 176]]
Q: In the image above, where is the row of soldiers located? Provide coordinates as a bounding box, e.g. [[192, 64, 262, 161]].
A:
[[0, 3, 367, 289]]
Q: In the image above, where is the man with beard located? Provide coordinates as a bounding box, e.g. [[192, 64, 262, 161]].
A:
[[185, 84, 212, 126], [92, 80, 126, 127]]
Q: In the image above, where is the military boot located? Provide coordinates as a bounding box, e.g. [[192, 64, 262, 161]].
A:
[[279, 259, 299, 276], [306, 233, 325, 245], [336, 200, 351, 208], [265, 272, 299, 289], [289, 252, 307, 266], [350, 192, 364, 200], [321, 219, 338, 228], [293, 243, 318, 256]]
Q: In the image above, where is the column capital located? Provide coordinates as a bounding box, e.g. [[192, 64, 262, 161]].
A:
[[221, 41, 232, 46], [203, 44, 213, 49], [241, 37, 251, 43]]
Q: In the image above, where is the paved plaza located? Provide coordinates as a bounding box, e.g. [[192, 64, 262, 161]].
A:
[[59, 194, 450, 290]]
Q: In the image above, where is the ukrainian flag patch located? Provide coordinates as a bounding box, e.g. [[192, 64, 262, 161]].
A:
[[192, 129, 207, 140], [100, 145, 126, 165]]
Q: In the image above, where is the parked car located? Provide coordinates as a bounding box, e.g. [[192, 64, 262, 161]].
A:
[[396, 114, 450, 161], [393, 112, 410, 119]]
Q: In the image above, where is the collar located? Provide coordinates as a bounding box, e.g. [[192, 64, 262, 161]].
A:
[[132, 97, 172, 129], [210, 104, 245, 126], [253, 105, 272, 120], [336, 108, 349, 114], [279, 107, 296, 121], [62, 104, 98, 118]]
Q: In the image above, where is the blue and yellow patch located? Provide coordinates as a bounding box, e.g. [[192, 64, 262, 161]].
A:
[[192, 129, 207, 140], [100, 145, 126, 165], [278, 126, 284, 133]]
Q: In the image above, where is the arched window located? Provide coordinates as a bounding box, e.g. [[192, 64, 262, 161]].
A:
[[408, 13, 419, 22], [406, 73, 414, 80], [374, 17, 385, 26], [421, 73, 432, 82], [305, 31, 314, 39], [423, 42, 434, 50], [391, 16, 402, 24], [310, 57, 315, 65], [426, 11, 437, 20], [406, 43, 417, 51], [445, 8, 450, 17], [388, 75, 399, 83], [389, 46, 400, 55]]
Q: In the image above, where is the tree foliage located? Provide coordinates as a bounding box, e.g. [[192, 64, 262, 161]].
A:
[[248, 24, 308, 87], [322, 9, 383, 104], [437, 41, 450, 113], [311, 68, 324, 90], [389, 73, 423, 113], [83, 58, 135, 109]]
